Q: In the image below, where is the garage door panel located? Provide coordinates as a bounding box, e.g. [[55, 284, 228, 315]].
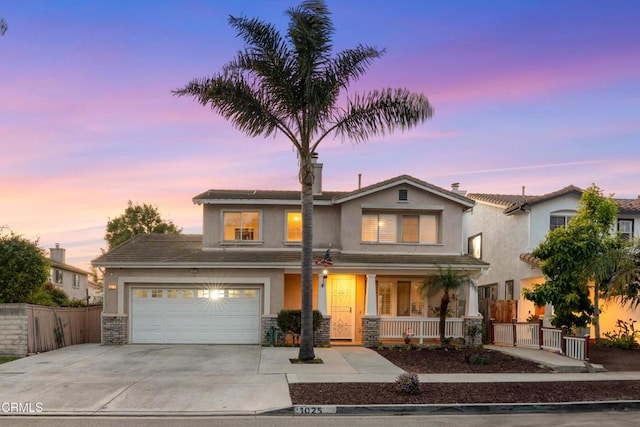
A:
[[131, 287, 261, 344]]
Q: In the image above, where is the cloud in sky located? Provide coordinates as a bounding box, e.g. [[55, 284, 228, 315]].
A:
[[1, 0, 639, 270]]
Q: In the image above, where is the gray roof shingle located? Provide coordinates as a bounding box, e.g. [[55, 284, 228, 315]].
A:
[[93, 234, 488, 270]]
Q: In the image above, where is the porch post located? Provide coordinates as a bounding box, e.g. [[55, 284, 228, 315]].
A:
[[465, 276, 481, 317], [364, 273, 377, 316], [317, 272, 327, 315]]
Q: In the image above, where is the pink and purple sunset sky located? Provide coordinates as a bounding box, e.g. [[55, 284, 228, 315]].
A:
[[1, 0, 639, 271]]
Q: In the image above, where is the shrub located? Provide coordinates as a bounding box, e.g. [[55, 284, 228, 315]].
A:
[[276, 309, 323, 335], [395, 372, 421, 395], [601, 319, 640, 350]]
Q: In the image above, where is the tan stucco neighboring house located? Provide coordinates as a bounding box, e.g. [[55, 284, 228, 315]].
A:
[[464, 185, 640, 335], [48, 243, 90, 301], [93, 166, 489, 346]]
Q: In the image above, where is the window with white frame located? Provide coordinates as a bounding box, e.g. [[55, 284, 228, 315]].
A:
[[550, 214, 573, 230], [376, 280, 424, 317], [505, 280, 514, 300], [223, 211, 261, 241], [618, 219, 634, 240], [51, 268, 63, 285], [468, 233, 482, 259], [362, 213, 438, 244], [73, 274, 80, 289], [286, 211, 302, 242]]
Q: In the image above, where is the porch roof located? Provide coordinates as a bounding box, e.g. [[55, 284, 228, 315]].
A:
[[92, 234, 489, 270]]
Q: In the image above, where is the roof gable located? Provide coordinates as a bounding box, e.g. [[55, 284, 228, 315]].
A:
[[193, 175, 475, 209]]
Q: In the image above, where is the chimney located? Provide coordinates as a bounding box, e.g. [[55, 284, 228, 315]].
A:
[[311, 153, 323, 195], [522, 186, 526, 196], [50, 243, 66, 264], [451, 182, 467, 196], [358, 173, 362, 189]]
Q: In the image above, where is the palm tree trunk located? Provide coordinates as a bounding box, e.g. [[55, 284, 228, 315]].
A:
[[594, 282, 600, 339], [440, 292, 449, 346], [298, 172, 316, 361]]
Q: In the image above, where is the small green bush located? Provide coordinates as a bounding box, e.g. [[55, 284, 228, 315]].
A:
[[601, 319, 640, 350], [276, 309, 323, 335], [468, 354, 490, 365], [395, 372, 421, 395]]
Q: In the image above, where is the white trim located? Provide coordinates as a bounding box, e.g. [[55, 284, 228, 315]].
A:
[[361, 203, 445, 211]]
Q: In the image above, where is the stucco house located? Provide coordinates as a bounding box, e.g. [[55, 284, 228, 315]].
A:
[[93, 163, 488, 346], [48, 243, 90, 302], [464, 185, 640, 335]]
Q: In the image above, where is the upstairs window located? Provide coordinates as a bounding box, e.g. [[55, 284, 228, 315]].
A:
[[73, 274, 80, 289], [618, 219, 634, 240], [468, 233, 482, 259], [550, 215, 573, 230], [52, 269, 63, 285], [286, 211, 302, 242], [223, 211, 261, 241], [362, 213, 438, 244]]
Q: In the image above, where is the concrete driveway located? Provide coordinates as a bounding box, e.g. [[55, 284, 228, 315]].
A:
[[0, 344, 291, 415], [0, 344, 404, 416]]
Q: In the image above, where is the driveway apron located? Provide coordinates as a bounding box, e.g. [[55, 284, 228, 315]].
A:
[[0, 344, 291, 415]]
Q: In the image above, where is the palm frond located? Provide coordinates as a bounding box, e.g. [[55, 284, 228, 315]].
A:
[[325, 88, 433, 145]]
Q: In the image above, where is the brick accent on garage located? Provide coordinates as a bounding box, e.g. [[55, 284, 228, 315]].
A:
[[102, 313, 128, 345]]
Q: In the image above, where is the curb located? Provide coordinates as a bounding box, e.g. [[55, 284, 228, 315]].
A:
[[265, 400, 640, 416]]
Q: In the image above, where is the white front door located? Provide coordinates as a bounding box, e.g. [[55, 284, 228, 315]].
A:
[[328, 276, 356, 340]]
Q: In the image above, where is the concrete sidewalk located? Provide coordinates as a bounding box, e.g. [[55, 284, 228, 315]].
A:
[[1, 343, 639, 416]]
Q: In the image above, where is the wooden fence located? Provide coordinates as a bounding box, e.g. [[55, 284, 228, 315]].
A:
[[27, 305, 101, 354], [489, 318, 589, 361]]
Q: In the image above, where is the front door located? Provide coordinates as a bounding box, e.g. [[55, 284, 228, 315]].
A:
[[328, 276, 356, 340]]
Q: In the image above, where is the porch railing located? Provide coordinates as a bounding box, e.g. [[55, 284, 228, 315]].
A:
[[490, 318, 589, 361], [380, 317, 464, 343]]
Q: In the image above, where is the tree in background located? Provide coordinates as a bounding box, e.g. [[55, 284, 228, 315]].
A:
[[0, 228, 50, 303], [174, 0, 432, 361], [0, 19, 7, 36], [105, 201, 182, 250], [422, 267, 470, 346], [523, 185, 619, 332]]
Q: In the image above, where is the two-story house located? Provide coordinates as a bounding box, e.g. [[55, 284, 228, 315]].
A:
[[465, 185, 640, 335], [48, 243, 90, 301], [94, 163, 488, 346]]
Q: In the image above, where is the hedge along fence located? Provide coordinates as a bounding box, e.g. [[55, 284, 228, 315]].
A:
[[0, 304, 101, 357]]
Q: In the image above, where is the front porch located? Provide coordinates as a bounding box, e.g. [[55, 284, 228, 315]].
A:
[[270, 270, 484, 347]]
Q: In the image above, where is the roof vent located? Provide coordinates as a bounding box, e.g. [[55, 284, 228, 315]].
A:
[[398, 189, 408, 201]]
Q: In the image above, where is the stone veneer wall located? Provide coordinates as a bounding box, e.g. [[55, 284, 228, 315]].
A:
[[314, 315, 331, 347], [261, 314, 331, 347], [0, 304, 28, 357], [463, 317, 483, 348], [102, 313, 127, 345], [361, 316, 380, 347]]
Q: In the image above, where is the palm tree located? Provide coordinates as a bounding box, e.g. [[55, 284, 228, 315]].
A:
[[174, 0, 433, 361], [422, 267, 470, 346], [588, 240, 640, 338]]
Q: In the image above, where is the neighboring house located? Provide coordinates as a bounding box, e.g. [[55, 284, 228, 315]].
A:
[[48, 243, 90, 301], [465, 185, 640, 335], [93, 162, 488, 346]]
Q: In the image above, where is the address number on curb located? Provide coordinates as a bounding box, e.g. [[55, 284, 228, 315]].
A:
[[294, 406, 337, 415]]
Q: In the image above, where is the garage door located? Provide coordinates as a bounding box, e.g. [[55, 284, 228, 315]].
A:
[[131, 287, 261, 344]]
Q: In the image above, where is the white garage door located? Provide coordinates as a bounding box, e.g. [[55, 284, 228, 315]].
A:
[[131, 287, 261, 344]]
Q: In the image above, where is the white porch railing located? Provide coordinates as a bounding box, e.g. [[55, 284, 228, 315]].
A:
[[541, 328, 563, 352], [379, 317, 464, 343], [490, 319, 589, 361]]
